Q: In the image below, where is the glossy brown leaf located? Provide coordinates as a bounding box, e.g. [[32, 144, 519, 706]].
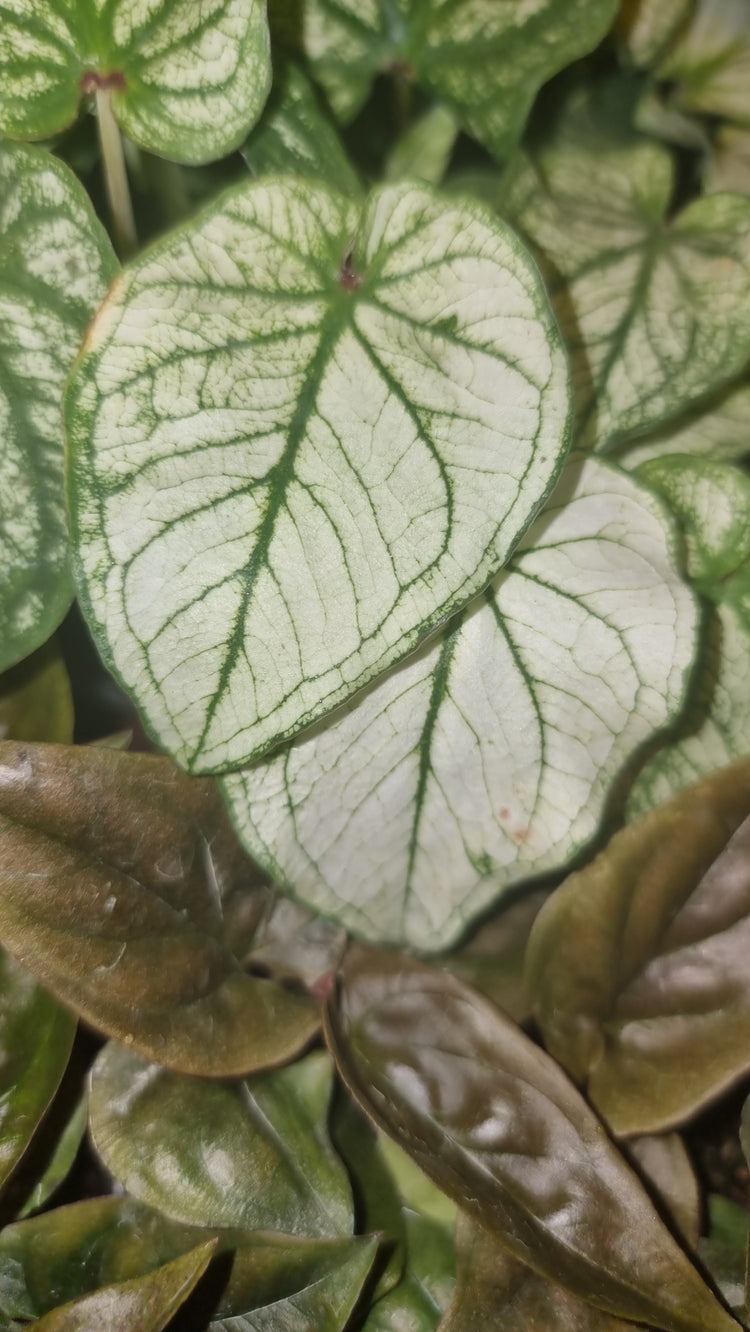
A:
[[526, 757, 750, 1134], [439, 888, 550, 1024], [0, 742, 318, 1076], [628, 1135, 701, 1250], [32, 1241, 215, 1332], [440, 1213, 635, 1331], [325, 947, 740, 1332]]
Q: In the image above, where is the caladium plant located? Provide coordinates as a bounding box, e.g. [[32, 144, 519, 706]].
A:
[[2, 0, 750, 1327]]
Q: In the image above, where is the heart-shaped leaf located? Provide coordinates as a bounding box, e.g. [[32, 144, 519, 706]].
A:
[[0, 950, 75, 1194], [0, 741, 318, 1076], [0, 1194, 376, 1328], [627, 458, 750, 814], [0, 142, 117, 674], [0, 640, 73, 745], [32, 1242, 215, 1332], [527, 756, 750, 1134], [89, 1045, 353, 1238], [616, 377, 750, 470], [325, 947, 740, 1332], [67, 177, 571, 772], [504, 121, 750, 448], [657, 0, 750, 125], [288, 0, 618, 161], [222, 455, 696, 951], [241, 63, 361, 198], [0, 0, 270, 164]]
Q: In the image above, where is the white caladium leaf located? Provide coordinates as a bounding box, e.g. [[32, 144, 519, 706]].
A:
[[241, 63, 361, 199], [0, 0, 270, 164], [658, 0, 750, 125], [288, 0, 618, 161], [0, 142, 117, 674], [504, 132, 750, 449], [616, 377, 750, 469], [222, 455, 697, 952], [66, 178, 571, 773], [628, 457, 750, 816]]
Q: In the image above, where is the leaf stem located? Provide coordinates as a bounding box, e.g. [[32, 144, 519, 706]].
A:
[[95, 86, 137, 259]]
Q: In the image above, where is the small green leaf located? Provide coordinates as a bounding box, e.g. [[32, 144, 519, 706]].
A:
[[0, 1195, 376, 1326], [0, 1, 270, 164], [658, 0, 750, 126], [222, 455, 696, 951], [89, 1045, 354, 1237], [32, 1242, 215, 1332], [325, 947, 740, 1331], [527, 756, 750, 1134], [440, 1212, 635, 1331], [504, 125, 750, 448], [0, 742, 317, 1076], [18, 1094, 87, 1218], [292, 0, 618, 161], [67, 177, 571, 772], [0, 639, 73, 744], [241, 63, 361, 198], [0, 950, 75, 1194], [383, 105, 458, 186], [0, 142, 117, 673], [627, 458, 750, 812]]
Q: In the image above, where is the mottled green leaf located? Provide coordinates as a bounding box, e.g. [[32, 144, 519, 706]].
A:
[[33, 1242, 215, 1332], [222, 455, 696, 951], [0, 0, 270, 164], [67, 176, 571, 772], [617, 377, 750, 469], [291, 0, 618, 161], [89, 1045, 353, 1237], [0, 1194, 376, 1327], [527, 757, 750, 1134], [628, 458, 750, 812], [0, 950, 75, 1194], [0, 639, 73, 745], [440, 1213, 635, 1331], [658, 0, 750, 125], [241, 63, 360, 198], [504, 127, 750, 448], [383, 105, 458, 185], [325, 948, 739, 1331], [0, 142, 116, 673], [18, 1094, 87, 1218], [0, 742, 317, 1076]]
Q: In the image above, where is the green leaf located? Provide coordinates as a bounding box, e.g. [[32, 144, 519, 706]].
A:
[[241, 62, 361, 198], [291, 0, 618, 161], [0, 0, 270, 164], [658, 0, 750, 126], [89, 1045, 354, 1237], [440, 1212, 636, 1331], [222, 455, 697, 952], [0, 1195, 376, 1327], [0, 741, 318, 1076], [0, 142, 117, 673], [0, 639, 73, 744], [66, 176, 572, 773], [325, 947, 740, 1332], [32, 1242, 215, 1332], [527, 756, 750, 1134], [383, 105, 458, 186], [18, 1094, 87, 1218], [616, 376, 750, 469], [627, 458, 750, 813], [504, 127, 750, 448], [0, 950, 75, 1194]]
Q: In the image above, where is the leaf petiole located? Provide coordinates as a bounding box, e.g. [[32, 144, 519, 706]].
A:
[[95, 85, 137, 259]]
